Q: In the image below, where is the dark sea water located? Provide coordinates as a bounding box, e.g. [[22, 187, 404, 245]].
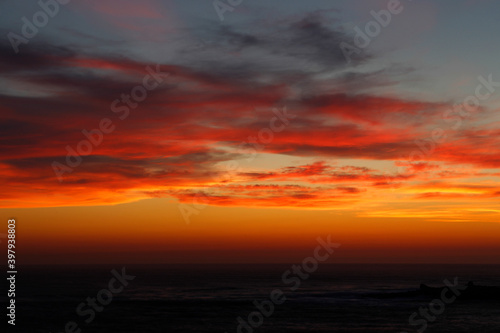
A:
[[3, 264, 500, 332]]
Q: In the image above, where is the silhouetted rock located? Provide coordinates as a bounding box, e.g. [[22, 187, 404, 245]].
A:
[[366, 281, 500, 300]]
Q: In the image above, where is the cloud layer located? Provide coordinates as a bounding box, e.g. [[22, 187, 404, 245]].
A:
[[1, 8, 499, 222]]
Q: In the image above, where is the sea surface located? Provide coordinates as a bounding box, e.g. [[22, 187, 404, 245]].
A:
[[3, 264, 500, 332]]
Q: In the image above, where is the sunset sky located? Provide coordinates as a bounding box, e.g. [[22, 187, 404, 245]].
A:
[[1, 0, 499, 264]]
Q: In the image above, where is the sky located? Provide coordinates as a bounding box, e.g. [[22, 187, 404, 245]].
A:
[[0, 0, 499, 264]]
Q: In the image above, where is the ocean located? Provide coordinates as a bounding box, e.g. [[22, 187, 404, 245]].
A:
[[5, 264, 500, 332]]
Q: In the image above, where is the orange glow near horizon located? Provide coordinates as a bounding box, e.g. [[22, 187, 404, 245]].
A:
[[4, 198, 500, 265]]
